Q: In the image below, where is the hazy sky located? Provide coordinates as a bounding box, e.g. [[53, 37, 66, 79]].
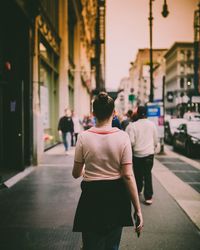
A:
[[106, 0, 199, 90]]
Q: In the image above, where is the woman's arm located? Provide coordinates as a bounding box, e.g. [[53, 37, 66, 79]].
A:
[[72, 162, 84, 179], [121, 163, 143, 232]]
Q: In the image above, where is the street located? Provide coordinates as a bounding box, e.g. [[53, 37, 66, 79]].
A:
[[165, 144, 200, 165], [0, 144, 199, 250]]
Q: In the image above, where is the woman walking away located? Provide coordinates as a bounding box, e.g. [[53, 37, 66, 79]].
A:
[[72, 92, 143, 250]]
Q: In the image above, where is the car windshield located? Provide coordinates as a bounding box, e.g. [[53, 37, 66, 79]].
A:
[[187, 122, 200, 133]]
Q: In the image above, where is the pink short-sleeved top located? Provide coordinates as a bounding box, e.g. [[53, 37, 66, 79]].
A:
[[74, 126, 132, 181]]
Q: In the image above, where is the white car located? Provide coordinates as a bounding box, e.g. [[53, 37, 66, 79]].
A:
[[183, 112, 200, 121]]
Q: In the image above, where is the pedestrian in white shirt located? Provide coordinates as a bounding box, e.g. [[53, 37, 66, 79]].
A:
[[71, 111, 82, 146], [126, 106, 158, 205]]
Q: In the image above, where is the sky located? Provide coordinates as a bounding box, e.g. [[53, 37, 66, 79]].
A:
[[106, 0, 199, 90]]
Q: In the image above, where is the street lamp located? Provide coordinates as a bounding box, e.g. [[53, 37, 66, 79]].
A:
[[149, 0, 169, 102], [194, 2, 200, 96]]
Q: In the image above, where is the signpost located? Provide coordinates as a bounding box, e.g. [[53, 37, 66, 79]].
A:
[[128, 94, 135, 102]]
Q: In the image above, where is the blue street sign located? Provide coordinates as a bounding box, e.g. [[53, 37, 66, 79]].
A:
[[147, 106, 160, 117]]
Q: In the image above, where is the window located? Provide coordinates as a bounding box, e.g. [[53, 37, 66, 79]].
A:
[[187, 64, 192, 74], [39, 36, 59, 150], [180, 78, 184, 88], [180, 64, 184, 74], [180, 50, 185, 60], [187, 50, 191, 60], [39, 42, 50, 61]]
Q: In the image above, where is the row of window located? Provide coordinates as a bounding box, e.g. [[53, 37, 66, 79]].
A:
[[179, 63, 193, 74], [179, 49, 193, 61]]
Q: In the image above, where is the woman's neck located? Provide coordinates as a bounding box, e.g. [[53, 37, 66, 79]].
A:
[[96, 117, 112, 128]]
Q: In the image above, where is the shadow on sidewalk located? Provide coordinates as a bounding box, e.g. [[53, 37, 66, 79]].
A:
[[0, 143, 82, 250]]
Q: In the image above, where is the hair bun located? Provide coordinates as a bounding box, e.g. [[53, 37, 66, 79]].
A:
[[98, 92, 108, 103]]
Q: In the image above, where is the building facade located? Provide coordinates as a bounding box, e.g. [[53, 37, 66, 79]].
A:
[[115, 77, 133, 115], [129, 48, 167, 105], [164, 42, 196, 117], [0, 0, 103, 174], [153, 57, 166, 102]]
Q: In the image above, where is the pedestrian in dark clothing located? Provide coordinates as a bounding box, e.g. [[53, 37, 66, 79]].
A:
[[126, 106, 158, 205], [121, 110, 133, 131], [58, 109, 74, 152]]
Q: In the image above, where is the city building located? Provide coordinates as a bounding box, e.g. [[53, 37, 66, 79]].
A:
[[153, 57, 166, 102], [164, 42, 196, 117], [0, 0, 104, 175], [129, 48, 167, 105], [115, 77, 133, 115], [115, 49, 167, 114]]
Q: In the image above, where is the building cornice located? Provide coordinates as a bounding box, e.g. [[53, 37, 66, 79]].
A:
[[164, 42, 194, 59]]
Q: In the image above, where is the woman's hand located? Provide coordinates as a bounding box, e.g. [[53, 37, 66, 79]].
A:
[[134, 211, 143, 236]]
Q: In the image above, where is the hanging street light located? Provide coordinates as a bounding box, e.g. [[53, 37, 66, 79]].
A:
[[149, 0, 169, 103]]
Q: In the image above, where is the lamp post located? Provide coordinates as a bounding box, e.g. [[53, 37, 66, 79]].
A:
[[194, 2, 200, 96], [149, 0, 169, 102]]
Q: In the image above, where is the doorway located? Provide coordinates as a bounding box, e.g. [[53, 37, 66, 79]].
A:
[[0, 1, 32, 173]]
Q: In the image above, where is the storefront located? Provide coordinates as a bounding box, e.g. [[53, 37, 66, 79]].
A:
[[39, 40, 59, 149], [37, 14, 60, 151]]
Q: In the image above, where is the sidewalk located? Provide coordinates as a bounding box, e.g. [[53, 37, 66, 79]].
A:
[[0, 144, 199, 250]]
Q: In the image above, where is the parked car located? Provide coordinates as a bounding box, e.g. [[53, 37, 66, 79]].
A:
[[173, 121, 200, 157], [164, 118, 186, 144], [183, 112, 200, 121]]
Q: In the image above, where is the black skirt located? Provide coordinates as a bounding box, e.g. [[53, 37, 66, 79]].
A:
[[73, 178, 133, 232]]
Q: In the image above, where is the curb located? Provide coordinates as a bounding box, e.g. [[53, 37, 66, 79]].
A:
[[3, 166, 35, 188], [153, 158, 200, 231]]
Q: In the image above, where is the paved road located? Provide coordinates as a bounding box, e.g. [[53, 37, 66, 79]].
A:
[[0, 144, 199, 250], [165, 144, 200, 164]]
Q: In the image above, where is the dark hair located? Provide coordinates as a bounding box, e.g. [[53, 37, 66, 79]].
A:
[[137, 106, 147, 119], [126, 109, 133, 118], [93, 92, 114, 121]]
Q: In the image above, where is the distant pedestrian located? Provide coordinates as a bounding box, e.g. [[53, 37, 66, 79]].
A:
[[112, 110, 122, 129], [58, 108, 74, 153], [72, 92, 143, 250], [121, 109, 133, 131], [126, 106, 158, 205], [82, 114, 94, 130], [71, 110, 82, 146]]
